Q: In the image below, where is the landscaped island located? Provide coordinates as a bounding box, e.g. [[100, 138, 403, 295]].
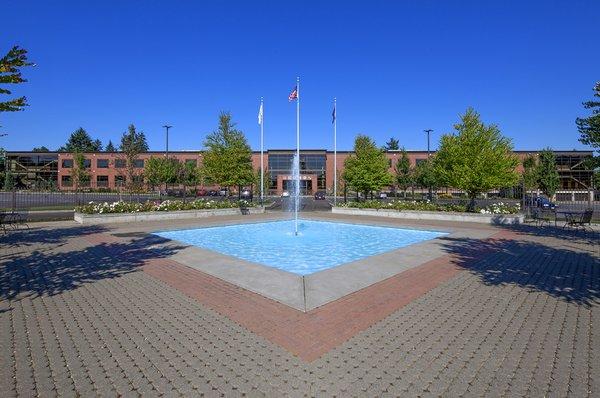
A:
[[333, 200, 524, 224], [74, 199, 264, 224]]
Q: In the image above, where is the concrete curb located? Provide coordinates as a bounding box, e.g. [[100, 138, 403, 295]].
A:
[[74, 207, 265, 224], [331, 206, 524, 225]]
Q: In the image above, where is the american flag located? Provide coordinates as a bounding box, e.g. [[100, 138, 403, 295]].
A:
[[288, 86, 298, 101]]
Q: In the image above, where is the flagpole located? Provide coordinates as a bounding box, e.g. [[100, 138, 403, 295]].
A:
[[295, 76, 300, 236], [260, 97, 264, 205], [333, 97, 337, 207]]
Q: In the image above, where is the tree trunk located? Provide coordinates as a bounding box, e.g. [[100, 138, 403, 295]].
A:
[[468, 195, 477, 212]]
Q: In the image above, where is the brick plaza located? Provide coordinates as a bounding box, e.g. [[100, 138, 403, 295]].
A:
[[1, 214, 598, 397]]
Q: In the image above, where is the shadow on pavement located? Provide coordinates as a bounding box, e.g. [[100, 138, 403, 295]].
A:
[[439, 234, 600, 306], [1, 224, 108, 248], [0, 234, 186, 303]]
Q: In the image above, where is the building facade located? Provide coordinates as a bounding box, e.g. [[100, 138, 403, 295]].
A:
[[2, 149, 595, 195]]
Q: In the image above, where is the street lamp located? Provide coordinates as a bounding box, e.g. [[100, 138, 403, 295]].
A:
[[424, 129, 433, 158], [162, 125, 172, 158]]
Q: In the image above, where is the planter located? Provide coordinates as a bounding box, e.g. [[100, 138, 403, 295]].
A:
[[331, 206, 524, 225], [74, 207, 265, 224]]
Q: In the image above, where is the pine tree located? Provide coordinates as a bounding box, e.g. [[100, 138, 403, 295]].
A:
[[105, 140, 116, 152], [384, 137, 400, 151], [59, 128, 102, 152], [0, 46, 34, 113], [576, 82, 600, 150]]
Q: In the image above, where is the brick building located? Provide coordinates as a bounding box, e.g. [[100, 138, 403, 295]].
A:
[[2, 149, 595, 195]]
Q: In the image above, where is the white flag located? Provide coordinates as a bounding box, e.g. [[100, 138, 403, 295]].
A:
[[258, 102, 263, 125]]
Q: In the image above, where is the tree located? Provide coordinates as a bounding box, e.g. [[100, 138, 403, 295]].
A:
[[536, 148, 560, 199], [180, 161, 201, 189], [414, 159, 438, 193], [59, 128, 102, 152], [144, 157, 166, 191], [120, 124, 148, 153], [394, 148, 413, 197], [105, 140, 116, 152], [32, 146, 49, 152], [384, 137, 400, 151], [71, 151, 90, 191], [522, 154, 538, 199], [119, 124, 148, 192], [576, 82, 600, 150], [343, 134, 392, 199], [3, 170, 15, 190], [0, 46, 34, 113], [201, 112, 254, 196], [433, 108, 519, 211]]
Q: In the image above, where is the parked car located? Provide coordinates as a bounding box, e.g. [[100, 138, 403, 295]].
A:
[[196, 189, 207, 197], [240, 189, 253, 200], [208, 190, 219, 196], [281, 190, 290, 197], [524, 195, 557, 210], [314, 191, 326, 200], [378, 192, 388, 199], [219, 188, 228, 196], [535, 196, 557, 210]]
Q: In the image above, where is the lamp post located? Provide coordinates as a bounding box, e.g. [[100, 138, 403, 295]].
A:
[[162, 125, 172, 158], [424, 129, 433, 201]]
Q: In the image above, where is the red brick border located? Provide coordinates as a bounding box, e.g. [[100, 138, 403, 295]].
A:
[[140, 230, 515, 362]]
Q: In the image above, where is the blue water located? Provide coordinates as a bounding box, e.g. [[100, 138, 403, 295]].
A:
[[154, 220, 447, 275]]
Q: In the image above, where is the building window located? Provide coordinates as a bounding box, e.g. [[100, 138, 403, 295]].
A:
[[115, 159, 126, 168], [61, 175, 72, 187], [134, 159, 144, 168], [83, 159, 91, 168], [97, 159, 109, 168], [415, 158, 427, 165], [62, 159, 73, 168], [96, 175, 109, 187], [185, 159, 197, 166], [115, 175, 125, 187]]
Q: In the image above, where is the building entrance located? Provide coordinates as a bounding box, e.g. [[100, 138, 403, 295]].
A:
[[283, 179, 313, 195]]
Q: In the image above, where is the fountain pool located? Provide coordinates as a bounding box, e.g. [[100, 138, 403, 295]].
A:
[[154, 220, 447, 275]]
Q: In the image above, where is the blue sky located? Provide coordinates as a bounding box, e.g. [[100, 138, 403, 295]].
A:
[[2, 1, 599, 152]]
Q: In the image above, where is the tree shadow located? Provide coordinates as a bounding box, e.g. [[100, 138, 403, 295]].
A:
[[1, 224, 109, 248], [501, 222, 600, 246], [0, 234, 186, 304], [438, 234, 600, 306]]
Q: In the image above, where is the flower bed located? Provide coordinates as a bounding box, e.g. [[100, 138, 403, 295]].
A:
[[333, 200, 523, 225], [340, 200, 520, 214], [76, 199, 255, 214], [74, 199, 264, 224]]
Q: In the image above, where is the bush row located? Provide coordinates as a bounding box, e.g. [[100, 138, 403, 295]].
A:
[[76, 199, 255, 214]]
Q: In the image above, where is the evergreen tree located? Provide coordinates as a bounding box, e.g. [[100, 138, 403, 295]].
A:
[[59, 128, 102, 152], [32, 146, 49, 152], [105, 140, 116, 152], [201, 112, 254, 196], [343, 134, 392, 199], [576, 82, 600, 150], [119, 124, 148, 153], [536, 148, 560, 199], [433, 108, 519, 211], [384, 137, 400, 151], [0, 46, 34, 113], [394, 148, 413, 197]]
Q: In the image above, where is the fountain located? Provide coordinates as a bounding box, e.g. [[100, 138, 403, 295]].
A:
[[292, 153, 300, 235]]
